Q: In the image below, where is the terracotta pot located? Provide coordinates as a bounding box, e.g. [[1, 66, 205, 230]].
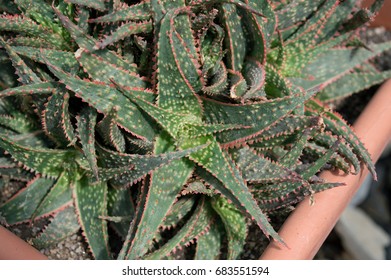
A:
[[260, 79, 391, 260], [0, 225, 47, 260]]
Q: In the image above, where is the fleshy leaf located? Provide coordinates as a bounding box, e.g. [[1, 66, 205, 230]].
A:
[[154, 3, 203, 117], [306, 99, 376, 179], [96, 107, 126, 153], [45, 62, 157, 141], [33, 172, 73, 219], [32, 206, 80, 249], [230, 147, 301, 183], [76, 107, 98, 180], [90, 2, 151, 23], [318, 70, 391, 102], [0, 82, 58, 98], [13, 46, 79, 74], [43, 90, 76, 147], [0, 133, 79, 178], [75, 48, 147, 88], [95, 142, 205, 187], [211, 196, 247, 260], [190, 138, 282, 242], [122, 134, 195, 259], [293, 42, 391, 89], [65, 0, 107, 11], [202, 84, 319, 145], [144, 197, 214, 260], [161, 196, 197, 229], [73, 176, 111, 260], [194, 221, 223, 260], [107, 187, 135, 239], [0, 176, 54, 225], [96, 21, 153, 49]]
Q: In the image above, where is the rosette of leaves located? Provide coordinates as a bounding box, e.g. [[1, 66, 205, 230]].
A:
[[0, 0, 390, 260]]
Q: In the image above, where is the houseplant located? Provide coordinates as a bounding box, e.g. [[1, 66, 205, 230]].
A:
[[0, 0, 391, 260]]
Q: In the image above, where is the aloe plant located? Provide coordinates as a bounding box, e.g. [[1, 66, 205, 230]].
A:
[[0, 0, 390, 260]]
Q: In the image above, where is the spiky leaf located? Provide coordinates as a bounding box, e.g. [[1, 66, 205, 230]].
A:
[[73, 176, 111, 260]]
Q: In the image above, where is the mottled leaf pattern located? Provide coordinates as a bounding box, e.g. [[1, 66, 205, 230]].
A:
[[0, 177, 54, 224], [211, 197, 247, 259], [74, 176, 111, 259], [32, 206, 80, 249], [0, 0, 389, 260], [33, 172, 73, 219]]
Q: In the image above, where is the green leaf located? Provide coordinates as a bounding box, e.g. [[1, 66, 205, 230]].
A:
[[242, 59, 266, 99], [190, 138, 281, 242], [90, 2, 151, 23], [202, 61, 228, 96], [74, 176, 111, 259], [33, 172, 73, 219], [241, 0, 276, 59], [43, 90, 76, 147], [13, 46, 79, 74], [254, 181, 308, 212], [0, 177, 54, 225], [95, 142, 204, 187], [65, 0, 107, 11], [32, 206, 80, 249], [306, 100, 376, 179], [154, 6, 203, 117], [277, 0, 324, 30], [0, 38, 41, 84], [144, 197, 214, 260], [318, 70, 391, 102], [0, 82, 59, 98], [279, 128, 318, 168], [45, 62, 157, 141], [14, 0, 55, 23], [0, 114, 36, 134], [96, 21, 153, 49], [122, 89, 244, 142], [194, 221, 223, 260], [228, 70, 248, 98], [299, 139, 339, 180], [221, 4, 246, 71], [53, 7, 137, 72], [249, 115, 321, 150], [122, 134, 195, 259], [76, 5, 90, 32], [76, 107, 98, 180], [96, 107, 126, 153], [202, 84, 318, 145], [161, 196, 197, 229], [312, 131, 360, 174], [0, 133, 79, 178], [75, 48, 147, 88], [293, 42, 391, 89], [211, 196, 247, 259], [107, 187, 135, 239], [304, 142, 351, 174], [230, 147, 301, 183], [0, 15, 69, 50]]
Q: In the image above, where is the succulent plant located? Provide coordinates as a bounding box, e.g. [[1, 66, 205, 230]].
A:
[[0, 0, 390, 260]]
